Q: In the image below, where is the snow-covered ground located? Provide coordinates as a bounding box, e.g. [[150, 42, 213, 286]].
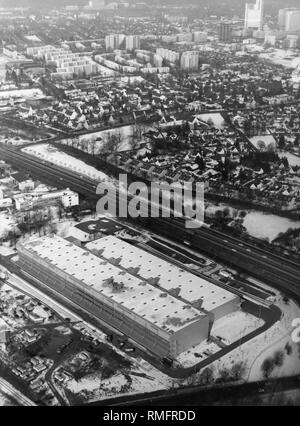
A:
[[0, 244, 16, 257], [279, 151, 300, 168], [0, 88, 44, 100], [5, 268, 173, 404], [0, 213, 16, 239], [259, 49, 300, 69], [176, 341, 220, 369], [175, 311, 264, 368], [197, 113, 225, 129], [0, 390, 16, 406], [0, 135, 32, 146], [243, 212, 300, 242], [206, 203, 300, 242], [249, 135, 276, 151], [61, 124, 150, 154], [22, 144, 111, 183], [211, 312, 264, 345], [65, 359, 173, 403], [68, 372, 128, 395], [207, 296, 300, 383]]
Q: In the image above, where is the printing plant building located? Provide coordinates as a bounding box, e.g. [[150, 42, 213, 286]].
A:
[[18, 235, 240, 358]]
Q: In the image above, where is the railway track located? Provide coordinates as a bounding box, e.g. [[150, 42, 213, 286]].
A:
[[1, 144, 300, 298]]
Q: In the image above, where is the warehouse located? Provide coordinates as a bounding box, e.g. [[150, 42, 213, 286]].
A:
[[17, 235, 210, 359], [86, 236, 240, 321]]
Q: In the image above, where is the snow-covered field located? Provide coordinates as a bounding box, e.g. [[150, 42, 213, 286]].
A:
[[0, 135, 32, 146], [206, 203, 300, 242], [249, 135, 276, 151], [61, 124, 150, 154], [0, 391, 16, 406], [65, 360, 173, 403], [243, 212, 300, 242], [259, 49, 300, 69], [208, 296, 300, 383], [197, 113, 225, 129], [0, 244, 16, 257], [22, 144, 111, 183], [175, 311, 264, 368], [68, 372, 128, 395], [176, 341, 220, 368], [0, 213, 16, 239], [211, 312, 264, 345], [0, 88, 44, 100], [279, 151, 300, 168]]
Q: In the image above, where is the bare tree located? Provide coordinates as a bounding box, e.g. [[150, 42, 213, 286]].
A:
[[101, 131, 122, 155]]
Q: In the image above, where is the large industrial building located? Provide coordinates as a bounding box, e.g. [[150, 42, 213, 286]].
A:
[[17, 235, 240, 359], [86, 236, 240, 322]]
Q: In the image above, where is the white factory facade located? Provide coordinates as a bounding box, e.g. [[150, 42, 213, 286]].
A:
[[18, 235, 240, 359], [14, 189, 79, 211]]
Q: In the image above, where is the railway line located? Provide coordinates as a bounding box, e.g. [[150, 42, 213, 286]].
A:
[[153, 217, 300, 298], [0, 378, 36, 406], [1, 144, 300, 298]]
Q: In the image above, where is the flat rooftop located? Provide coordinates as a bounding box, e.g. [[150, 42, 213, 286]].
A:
[[86, 236, 238, 312], [75, 217, 123, 235], [21, 236, 204, 334]]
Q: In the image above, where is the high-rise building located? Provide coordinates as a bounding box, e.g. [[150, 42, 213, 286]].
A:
[[125, 35, 141, 52], [180, 51, 199, 72], [153, 54, 163, 68], [278, 8, 297, 30], [105, 34, 125, 51], [219, 22, 233, 42], [193, 31, 207, 43], [105, 35, 116, 51], [244, 0, 264, 30], [285, 10, 300, 33], [85, 0, 105, 8], [156, 48, 180, 64]]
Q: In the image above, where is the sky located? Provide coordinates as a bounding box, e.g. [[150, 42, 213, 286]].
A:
[[0, 0, 299, 14]]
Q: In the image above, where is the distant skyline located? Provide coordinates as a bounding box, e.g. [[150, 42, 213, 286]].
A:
[[0, 0, 300, 13], [0, 0, 300, 8]]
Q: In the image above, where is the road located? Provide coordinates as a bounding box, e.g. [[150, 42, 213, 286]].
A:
[[1, 144, 300, 299]]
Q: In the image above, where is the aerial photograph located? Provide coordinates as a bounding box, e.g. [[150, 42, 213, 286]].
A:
[[0, 0, 299, 409]]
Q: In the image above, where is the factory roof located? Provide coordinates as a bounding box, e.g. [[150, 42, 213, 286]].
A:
[[86, 236, 238, 313], [21, 235, 204, 334], [74, 217, 123, 235]]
